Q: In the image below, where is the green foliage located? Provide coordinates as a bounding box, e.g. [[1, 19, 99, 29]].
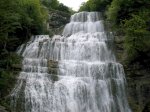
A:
[[107, 0, 150, 25], [79, 2, 91, 11], [0, 0, 21, 51], [18, 0, 48, 34], [41, 0, 73, 14], [79, 0, 112, 12], [57, 3, 71, 14], [106, 0, 123, 25], [0, 0, 49, 53], [0, 52, 22, 97], [41, 0, 59, 10], [105, 0, 150, 64], [123, 11, 150, 64]]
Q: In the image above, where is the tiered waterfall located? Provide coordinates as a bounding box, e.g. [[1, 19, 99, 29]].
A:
[[10, 12, 131, 112]]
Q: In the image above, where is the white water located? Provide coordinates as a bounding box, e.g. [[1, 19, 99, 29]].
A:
[[10, 12, 131, 112]]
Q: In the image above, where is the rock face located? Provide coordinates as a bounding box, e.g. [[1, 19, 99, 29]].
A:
[[48, 10, 71, 36], [115, 35, 150, 112]]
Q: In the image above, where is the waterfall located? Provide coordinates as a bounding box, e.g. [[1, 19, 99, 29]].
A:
[[10, 12, 131, 112]]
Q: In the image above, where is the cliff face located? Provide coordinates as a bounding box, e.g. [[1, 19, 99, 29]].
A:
[[115, 35, 150, 112], [48, 10, 71, 36]]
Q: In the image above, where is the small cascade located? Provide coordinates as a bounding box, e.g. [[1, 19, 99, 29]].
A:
[[10, 12, 131, 112]]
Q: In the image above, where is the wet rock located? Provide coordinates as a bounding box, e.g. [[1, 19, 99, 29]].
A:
[[47, 60, 58, 82]]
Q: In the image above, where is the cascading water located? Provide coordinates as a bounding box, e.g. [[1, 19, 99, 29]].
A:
[[10, 12, 131, 112]]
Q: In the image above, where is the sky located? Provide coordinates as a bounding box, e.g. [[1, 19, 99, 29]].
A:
[[58, 0, 88, 11]]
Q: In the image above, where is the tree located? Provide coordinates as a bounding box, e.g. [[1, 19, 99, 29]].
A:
[[79, 0, 112, 12]]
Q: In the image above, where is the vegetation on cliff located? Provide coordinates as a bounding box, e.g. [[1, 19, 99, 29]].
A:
[[0, 0, 48, 106], [79, 0, 112, 12]]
